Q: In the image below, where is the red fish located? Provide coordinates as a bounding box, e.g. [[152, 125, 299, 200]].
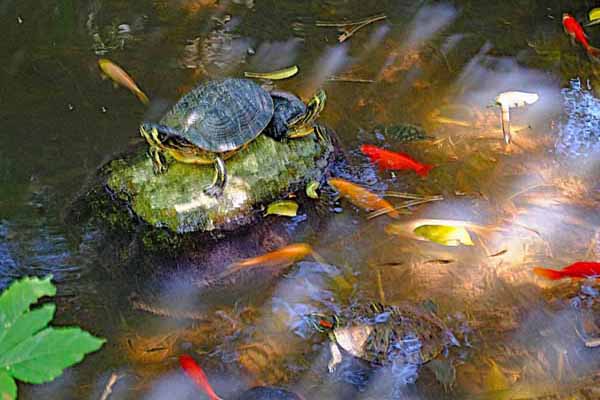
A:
[[563, 13, 600, 60], [179, 354, 223, 400], [360, 144, 433, 177], [533, 261, 600, 280]]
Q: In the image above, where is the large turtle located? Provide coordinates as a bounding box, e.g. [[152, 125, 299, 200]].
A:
[[140, 78, 326, 197], [309, 302, 458, 384]]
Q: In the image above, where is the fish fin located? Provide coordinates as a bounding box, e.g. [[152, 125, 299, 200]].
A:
[[416, 164, 434, 177], [587, 45, 600, 62], [135, 89, 150, 105], [532, 267, 564, 280]]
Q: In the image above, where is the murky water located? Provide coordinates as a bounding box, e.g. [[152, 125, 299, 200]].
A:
[[2, 1, 600, 399]]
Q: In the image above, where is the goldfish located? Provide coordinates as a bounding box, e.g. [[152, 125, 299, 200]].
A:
[[360, 144, 433, 177], [98, 58, 149, 105], [533, 261, 600, 280], [563, 13, 600, 60], [328, 177, 399, 218], [179, 354, 223, 400], [223, 243, 313, 277], [494, 91, 539, 144]]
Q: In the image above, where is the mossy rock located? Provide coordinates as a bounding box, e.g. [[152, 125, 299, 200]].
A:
[[104, 129, 334, 234]]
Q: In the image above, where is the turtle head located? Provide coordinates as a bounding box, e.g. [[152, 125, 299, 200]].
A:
[[306, 313, 339, 333], [309, 89, 327, 115], [140, 122, 178, 145]]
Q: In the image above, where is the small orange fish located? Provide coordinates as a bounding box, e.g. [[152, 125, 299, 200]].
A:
[[360, 144, 433, 177], [224, 243, 313, 276], [98, 58, 149, 105], [179, 354, 223, 400], [533, 261, 600, 280], [328, 177, 399, 218]]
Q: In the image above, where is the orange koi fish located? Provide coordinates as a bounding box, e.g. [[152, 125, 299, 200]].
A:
[[224, 243, 313, 276], [563, 13, 600, 60], [328, 177, 399, 218], [360, 144, 433, 177], [179, 354, 223, 400], [98, 58, 149, 105], [533, 261, 600, 280]]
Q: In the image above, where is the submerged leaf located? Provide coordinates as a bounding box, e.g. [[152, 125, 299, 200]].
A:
[[484, 359, 509, 392], [306, 181, 320, 199], [244, 65, 299, 80], [413, 224, 474, 246], [265, 200, 299, 217], [590, 8, 600, 22]]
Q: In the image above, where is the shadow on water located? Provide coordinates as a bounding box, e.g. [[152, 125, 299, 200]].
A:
[[2, 0, 600, 399]]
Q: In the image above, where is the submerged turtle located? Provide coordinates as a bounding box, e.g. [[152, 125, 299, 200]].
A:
[[310, 302, 457, 383], [140, 78, 326, 197]]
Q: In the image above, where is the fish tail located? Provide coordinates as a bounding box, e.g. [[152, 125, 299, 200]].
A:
[[416, 164, 434, 177], [135, 89, 150, 105], [586, 45, 600, 61], [532, 267, 564, 280], [179, 355, 223, 400]]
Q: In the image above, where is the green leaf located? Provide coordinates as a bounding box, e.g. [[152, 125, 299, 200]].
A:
[[306, 181, 320, 199], [265, 200, 299, 217], [0, 304, 55, 355], [413, 224, 474, 246], [0, 370, 16, 400], [0, 276, 55, 330], [0, 327, 105, 384]]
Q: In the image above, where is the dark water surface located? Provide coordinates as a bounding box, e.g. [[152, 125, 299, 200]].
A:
[[2, 1, 600, 399]]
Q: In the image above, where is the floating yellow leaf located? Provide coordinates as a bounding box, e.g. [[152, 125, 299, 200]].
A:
[[265, 200, 298, 217], [244, 65, 299, 80], [484, 359, 509, 392], [413, 224, 474, 246], [590, 8, 600, 22], [306, 181, 320, 199]]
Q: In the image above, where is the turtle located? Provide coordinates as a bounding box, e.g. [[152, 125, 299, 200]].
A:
[[139, 78, 327, 197], [309, 302, 458, 383], [264, 89, 327, 141]]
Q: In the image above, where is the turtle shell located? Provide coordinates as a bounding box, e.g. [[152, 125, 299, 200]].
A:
[[160, 78, 274, 153], [333, 302, 454, 366], [264, 90, 306, 140]]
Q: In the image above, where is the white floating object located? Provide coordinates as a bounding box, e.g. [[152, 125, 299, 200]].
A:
[[494, 91, 539, 144]]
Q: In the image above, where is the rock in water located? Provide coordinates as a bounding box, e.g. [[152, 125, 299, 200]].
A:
[[103, 129, 334, 234]]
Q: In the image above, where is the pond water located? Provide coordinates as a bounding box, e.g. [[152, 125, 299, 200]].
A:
[[2, 0, 600, 399]]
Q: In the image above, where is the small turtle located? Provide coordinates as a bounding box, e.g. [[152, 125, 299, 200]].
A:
[[265, 90, 326, 141], [309, 302, 457, 382], [140, 79, 326, 197]]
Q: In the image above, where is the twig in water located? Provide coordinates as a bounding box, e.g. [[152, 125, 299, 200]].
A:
[[384, 192, 443, 201], [99, 373, 122, 400], [316, 14, 387, 27], [367, 196, 444, 220], [327, 76, 376, 83], [316, 14, 387, 43], [376, 269, 386, 304]]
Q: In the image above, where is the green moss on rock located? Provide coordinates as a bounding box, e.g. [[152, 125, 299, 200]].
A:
[[105, 131, 333, 233]]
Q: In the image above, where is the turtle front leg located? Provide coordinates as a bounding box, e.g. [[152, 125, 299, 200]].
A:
[[203, 155, 227, 197], [148, 146, 168, 175]]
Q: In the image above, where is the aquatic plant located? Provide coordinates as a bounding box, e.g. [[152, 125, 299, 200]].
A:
[[0, 276, 105, 400]]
